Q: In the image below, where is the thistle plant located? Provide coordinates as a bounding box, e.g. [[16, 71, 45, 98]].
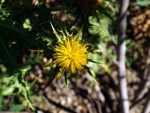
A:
[[51, 24, 91, 75]]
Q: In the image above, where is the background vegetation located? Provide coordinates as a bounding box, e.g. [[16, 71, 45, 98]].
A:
[[0, 0, 150, 113]]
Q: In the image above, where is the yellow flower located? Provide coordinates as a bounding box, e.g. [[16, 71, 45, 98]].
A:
[[78, 0, 104, 11], [53, 37, 90, 73]]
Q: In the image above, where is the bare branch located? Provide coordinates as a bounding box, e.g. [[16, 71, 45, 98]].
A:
[[142, 91, 150, 113], [117, 0, 130, 113]]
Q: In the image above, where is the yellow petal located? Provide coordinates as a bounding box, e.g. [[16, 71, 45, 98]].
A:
[[73, 60, 83, 70], [71, 61, 76, 73]]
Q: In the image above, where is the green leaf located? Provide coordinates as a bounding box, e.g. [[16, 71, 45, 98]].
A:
[[23, 18, 32, 31], [2, 76, 14, 85], [101, 64, 111, 74], [26, 58, 35, 65], [0, 93, 3, 109], [88, 53, 101, 73], [85, 66, 93, 76], [136, 0, 150, 6], [97, 6, 114, 22], [0, 0, 5, 4], [88, 59, 100, 64], [19, 65, 32, 73], [34, 56, 42, 63], [9, 104, 25, 112], [2, 87, 15, 96], [85, 66, 97, 83]]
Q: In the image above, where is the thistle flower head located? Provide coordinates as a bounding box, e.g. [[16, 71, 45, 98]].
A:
[[78, 0, 104, 11], [53, 37, 89, 73], [51, 24, 90, 74]]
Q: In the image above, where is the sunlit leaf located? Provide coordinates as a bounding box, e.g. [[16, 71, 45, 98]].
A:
[[136, 0, 150, 6]]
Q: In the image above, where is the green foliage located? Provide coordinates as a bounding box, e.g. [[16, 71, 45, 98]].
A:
[[0, 0, 58, 110], [0, 93, 2, 109], [0, 0, 134, 111], [136, 0, 150, 7], [9, 104, 25, 112], [0, 65, 35, 110], [88, 13, 116, 74]]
